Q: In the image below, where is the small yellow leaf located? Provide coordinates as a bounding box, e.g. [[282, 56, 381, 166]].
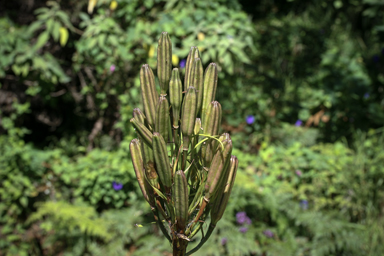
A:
[[198, 46, 204, 52], [148, 45, 155, 58], [88, 0, 97, 14], [172, 54, 179, 66], [59, 27, 69, 47], [197, 32, 205, 41], [110, 0, 118, 11]]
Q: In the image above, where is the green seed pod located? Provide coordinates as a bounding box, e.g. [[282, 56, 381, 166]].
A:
[[157, 32, 172, 95], [133, 108, 146, 124], [152, 132, 172, 190], [173, 170, 189, 231], [201, 63, 218, 124], [191, 58, 204, 114], [210, 155, 238, 225], [184, 47, 200, 91], [181, 86, 197, 150], [169, 68, 182, 128], [133, 108, 154, 169], [140, 64, 158, 127], [193, 118, 202, 137], [154, 96, 170, 142], [203, 101, 222, 136], [130, 118, 153, 148], [201, 101, 222, 167], [204, 139, 232, 201], [141, 138, 154, 165], [145, 161, 160, 190], [130, 139, 151, 204]]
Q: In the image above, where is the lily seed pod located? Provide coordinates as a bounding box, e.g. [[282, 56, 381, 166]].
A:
[[174, 170, 189, 231], [184, 47, 200, 91], [204, 139, 233, 202], [130, 139, 152, 205], [140, 64, 158, 127], [152, 132, 172, 191], [191, 58, 204, 114], [194, 118, 202, 136], [169, 68, 183, 128], [210, 155, 238, 225], [133, 108, 148, 126], [157, 32, 172, 95], [181, 86, 197, 150], [154, 96, 170, 142], [201, 63, 218, 124], [201, 101, 222, 167], [130, 117, 153, 148], [203, 101, 222, 136], [145, 161, 160, 190]]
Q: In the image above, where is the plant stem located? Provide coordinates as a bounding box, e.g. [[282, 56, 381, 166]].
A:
[[186, 224, 216, 256]]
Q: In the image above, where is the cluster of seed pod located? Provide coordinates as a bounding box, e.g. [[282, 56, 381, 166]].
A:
[[130, 32, 238, 256]]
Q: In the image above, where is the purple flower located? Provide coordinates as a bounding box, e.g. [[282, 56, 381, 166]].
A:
[[300, 200, 308, 210], [263, 229, 274, 238], [221, 237, 228, 245], [236, 212, 247, 224], [364, 93, 369, 99], [180, 59, 186, 68], [239, 227, 248, 233], [295, 170, 302, 177], [295, 119, 303, 127], [246, 115, 255, 125], [112, 181, 123, 191], [110, 64, 116, 73], [373, 55, 379, 63]]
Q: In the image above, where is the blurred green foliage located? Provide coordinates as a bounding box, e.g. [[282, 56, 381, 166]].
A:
[[1, 0, 384, 255]]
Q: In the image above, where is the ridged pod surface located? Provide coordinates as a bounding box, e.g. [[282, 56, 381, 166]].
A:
[[210, 155, 238, 225], [201, 101, 222, 167], [202, 101, 222, 136], [184, 47, 200, 91], [154, 96, 170, 142], [169, 68, 182, 128], [130, 118, 153, 148], [145, 162, 160, 190], [201, 63, 218, 124], [204, 139, 232, 201], [130, 139, 151, 204], [157, 32, 172, 95], [190, 58, 204, 114], [181, 86, 197, 150], [152, 132, 172, 190], [140, 64, 158, 127], [133, 108, 154, 171], [173, 170, 189, 231], [133, 108, 147, 126]]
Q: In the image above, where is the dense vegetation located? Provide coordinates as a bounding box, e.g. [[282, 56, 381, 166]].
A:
[[1, 0, 384, 255]]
